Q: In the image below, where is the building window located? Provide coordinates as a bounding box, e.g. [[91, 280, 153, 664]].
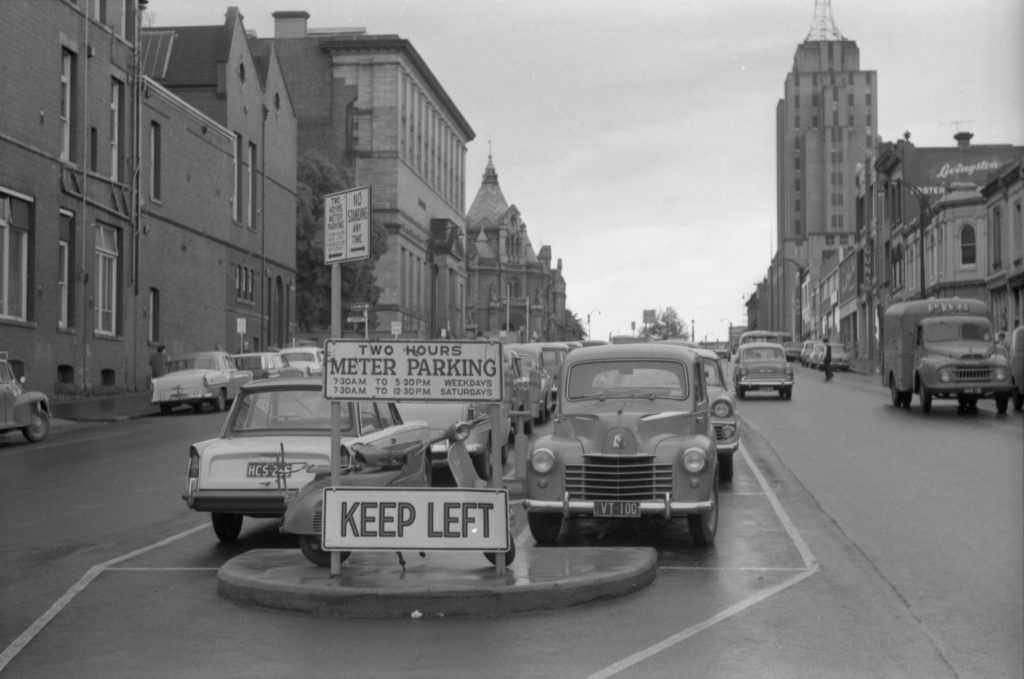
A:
[[149, 287, 160, 342], [233, 133, 243, 223], [248, 141, 257, 228], [95, 223, 120, 335], [992, 206, 1003, 269], [60, 50, 75, 162], [59, 210, 75, 328], [150, 122, 161, 201], [92, 0, 107, 23], [1014, 200, 1023, 262], [0, 194, 29, 322], [960, 224, 976, 266], [110, 79, 124, 182]]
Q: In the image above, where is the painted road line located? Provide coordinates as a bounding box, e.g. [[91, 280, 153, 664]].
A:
[[585, 442, 820, 679]]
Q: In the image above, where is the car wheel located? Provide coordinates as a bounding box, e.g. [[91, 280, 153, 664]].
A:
[[484, 540, 516, 567], [159, 403, 173, 415], [192, 403, 204, 413], [995, 394, 1009, 414], [22, 410, 50, 443], [889, 376, 902, 408], [299, 535, 349, 567], [1014, 392, 1023, 412], [783, 387, 792, 400], [736, 386, 745, 400], [211, 513, 243, 542], [718, 454, 734, 483], [687, 480, 718, 547], [919, 386, 932, 414], [523, 418, 533, 436], [527, 513, 562, 545], [212, 390, 226, 412]]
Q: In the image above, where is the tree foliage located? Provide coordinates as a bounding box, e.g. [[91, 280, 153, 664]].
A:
[[294, 152, 388, 332], [562, 308, 586, 340], [640, 306, 688, 340]]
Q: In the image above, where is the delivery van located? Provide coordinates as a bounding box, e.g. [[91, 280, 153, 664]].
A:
[[882, 298, 1013, 413]]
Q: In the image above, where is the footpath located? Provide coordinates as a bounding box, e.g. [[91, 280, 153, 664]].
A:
[[48, 390, 156, 426]]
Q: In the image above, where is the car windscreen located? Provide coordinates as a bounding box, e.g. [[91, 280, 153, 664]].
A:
[[922, 319, 992, 344], [168, 357, 217, 371], [282, 351, 318, 364], [740, 346, 785, 361], [229, 389, 352, 433], [567, 360, 688, 400]]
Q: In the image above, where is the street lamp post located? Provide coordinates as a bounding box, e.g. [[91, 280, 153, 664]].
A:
[[898, 180, 932, 300], [586, 309, 600, 340]]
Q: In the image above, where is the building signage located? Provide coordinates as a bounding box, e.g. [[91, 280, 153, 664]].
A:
[[323, 339, 503, 402], [321, 487, 510, 551], [324, 187, 370, 264], [911, 148, 1021, 195]]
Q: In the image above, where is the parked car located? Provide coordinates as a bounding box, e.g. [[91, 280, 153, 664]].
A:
[[399, 401, 503, 481], [807, 342, 826, 369], [693, 347, 738, 482], [827, 343, 850, 371], [799, 340, 815, 366], [522, 343, 719, 546], [537, 342, 570, 402], [152, 351, 252, 414], [1010, 326, 1024, 411], [733, 342, 794, 400], [783, 341, 803, 362], [232, 351, 286, 380], [279, 347, 324, 377], [505, 343, 554, 423], [183, 377, 430, 544], [0, 352, 50, 443]]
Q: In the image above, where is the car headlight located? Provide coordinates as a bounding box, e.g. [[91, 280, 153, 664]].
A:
[[530, 448, 555, 474], [721, 424, 736, 439], [712, 400, 733, 418], [683, 448, 707, 474], [994, 367, 1008, 382], [938, 368, 953, 383]]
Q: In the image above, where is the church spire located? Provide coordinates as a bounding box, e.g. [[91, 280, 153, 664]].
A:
[[482, 150, 498, 185], [806, 0, 846, 41]]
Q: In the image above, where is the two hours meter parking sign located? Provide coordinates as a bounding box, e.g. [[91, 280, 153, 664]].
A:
[[323, 340, 503, 402]]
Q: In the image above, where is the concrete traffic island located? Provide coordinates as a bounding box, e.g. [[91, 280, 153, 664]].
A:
[[218, 546, 658, 617]]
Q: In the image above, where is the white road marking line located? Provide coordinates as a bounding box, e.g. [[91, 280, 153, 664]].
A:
[[106, 567, 220, 572], [659, 566, 809, 572], [586, 442, 819, 679], [0, 523, 209, 672]]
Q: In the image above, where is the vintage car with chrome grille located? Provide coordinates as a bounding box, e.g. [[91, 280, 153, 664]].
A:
[[733, 342, 794, 400], [0, 352, 50, 443], [693, 347, 738, 481], [152, 351, 252, 414], [522, 343, 719, 546], [183, 377, 433, 544]]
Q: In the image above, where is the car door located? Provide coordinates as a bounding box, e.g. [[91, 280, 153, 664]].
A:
[[0, 362, 16, 427]]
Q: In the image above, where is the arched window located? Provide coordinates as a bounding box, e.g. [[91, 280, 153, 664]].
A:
[[960, 224, 976, 266]]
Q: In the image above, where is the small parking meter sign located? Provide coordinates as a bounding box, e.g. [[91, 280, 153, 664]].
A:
[[324, 187, 370, 264]]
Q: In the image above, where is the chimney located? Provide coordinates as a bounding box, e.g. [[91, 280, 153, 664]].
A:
[[954, 131, 973, 149], [273, 10, 310, 38]]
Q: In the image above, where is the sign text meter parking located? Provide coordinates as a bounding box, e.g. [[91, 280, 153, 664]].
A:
[[323, 340, 503, 402], [324, 187, 370, 264]]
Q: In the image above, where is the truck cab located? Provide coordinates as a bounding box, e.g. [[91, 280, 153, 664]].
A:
[[883, 298, 1013, 413]]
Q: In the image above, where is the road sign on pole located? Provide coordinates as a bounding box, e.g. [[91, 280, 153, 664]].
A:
[[324, 187, 371, 264]]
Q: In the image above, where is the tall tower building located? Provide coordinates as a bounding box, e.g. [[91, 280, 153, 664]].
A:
[[772, 0, 877, 338]]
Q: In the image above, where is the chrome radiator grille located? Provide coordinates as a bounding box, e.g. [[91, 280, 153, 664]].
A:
[[955, 367, 991, 381], [565, 455, 673, 501]]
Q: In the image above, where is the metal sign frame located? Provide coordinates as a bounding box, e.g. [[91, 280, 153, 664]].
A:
[[324, 186, 371, 264]]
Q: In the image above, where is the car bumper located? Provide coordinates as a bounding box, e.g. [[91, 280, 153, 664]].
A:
[[183, 489, 294, 515], [523, 495, 715, 519], [921, 384, 1015, 398], [736, 378, 793, 389]]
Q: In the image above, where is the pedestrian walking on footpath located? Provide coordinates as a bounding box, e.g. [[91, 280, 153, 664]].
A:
[[149, 345, 169, 382], [823, 338, 833, 382]]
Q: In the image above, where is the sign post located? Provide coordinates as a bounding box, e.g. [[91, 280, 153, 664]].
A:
[[323, 187, 371, 576]]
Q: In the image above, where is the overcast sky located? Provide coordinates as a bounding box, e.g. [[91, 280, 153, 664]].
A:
[[148, 0, 1024, 342]]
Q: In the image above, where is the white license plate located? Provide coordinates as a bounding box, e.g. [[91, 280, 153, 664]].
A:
[[594, 501, 641, 517], [247, 462, 288, 477]]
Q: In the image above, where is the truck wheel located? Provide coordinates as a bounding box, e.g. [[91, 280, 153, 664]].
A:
[[211, 513, 243, 542], [889, 376, 900, 407], [1014, 392, 1023, 412], [919, 388, 932, 414], [995, 394, 1009, 414], [299, 535, 348, 567], [22, 410, 50, 442], [159, 403, 173, 415]]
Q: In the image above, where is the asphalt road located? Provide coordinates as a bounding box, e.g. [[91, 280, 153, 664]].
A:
[[0, 368, 1020, 678]]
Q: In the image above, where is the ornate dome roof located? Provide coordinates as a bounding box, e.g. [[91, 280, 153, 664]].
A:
[[466, 155, 509, 231]]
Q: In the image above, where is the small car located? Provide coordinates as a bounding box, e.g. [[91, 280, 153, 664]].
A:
[[152, 351, 252, 414], [783, 341, 803, 362], [693, 347, 738, 482], [0, 352, 50, 443], [826, 343, 850, 371], [733, 342, 794, 400], [279, 347, 324, 377], [399, 401, 504, 481], [232, 351, 286, 380], [505, 343, 554, 423], [523, 343, 719, 547], [807, 342, 826, 369], [183, 377, 431, 543], [799, 340, 815, 366]]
